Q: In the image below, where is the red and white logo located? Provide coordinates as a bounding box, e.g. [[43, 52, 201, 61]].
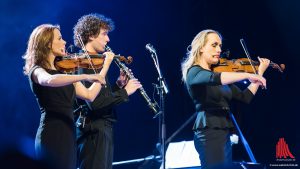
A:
[[276, 137, 295, 159]]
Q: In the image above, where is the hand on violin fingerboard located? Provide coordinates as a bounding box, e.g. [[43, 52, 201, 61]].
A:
[[257, 57, 270, 75]]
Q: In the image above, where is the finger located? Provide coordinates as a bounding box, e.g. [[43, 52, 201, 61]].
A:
[[261, 58, 267, 62], [259, 78, 266, 88], [104, 52, 114, 59], [133, 80, 140, 83], [261, 58, 270, 63], [265, 81, 267, 89], [257, 56, 262, 62], [120, 70, 126, 76]]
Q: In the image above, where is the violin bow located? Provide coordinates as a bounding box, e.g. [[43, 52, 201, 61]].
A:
[[240, 39, 258, 74], [240, 39, 267, 90], [75, 34, 98, 74]]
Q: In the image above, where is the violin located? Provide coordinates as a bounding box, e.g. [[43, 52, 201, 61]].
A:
[[211, 58, 285, 73], [54, 53, 133, 73]]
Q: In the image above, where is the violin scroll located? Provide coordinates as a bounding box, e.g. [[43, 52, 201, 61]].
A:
[[270, 62, 285, 73], [118, 55, 133, 64]]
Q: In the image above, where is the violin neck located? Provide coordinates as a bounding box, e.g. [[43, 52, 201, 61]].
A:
[[269, 61, 276, 66], [251, 60, 275, 67]]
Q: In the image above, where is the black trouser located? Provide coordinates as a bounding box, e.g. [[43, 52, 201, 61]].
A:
[[77, 119, 114, 169], [194, 128, 232, 169]]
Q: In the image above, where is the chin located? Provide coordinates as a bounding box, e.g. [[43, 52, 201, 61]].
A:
[[97, 48, 105, 53], [211, 59, 219, 65], [60, 51, 67, 56], [55, 52, 66, 57]]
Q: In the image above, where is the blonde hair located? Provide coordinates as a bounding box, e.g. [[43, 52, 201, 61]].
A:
[[181, 29, 222, 83], [23, 24, 60, 75]]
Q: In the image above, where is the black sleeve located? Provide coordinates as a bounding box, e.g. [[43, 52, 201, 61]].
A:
[[88, 85, 129, 111], [77, 67, 129, 111], [230, 84, 254, 104], [78, 73, 129, 111], [187, 65, 222, 86], [111, 82, 121, 92]]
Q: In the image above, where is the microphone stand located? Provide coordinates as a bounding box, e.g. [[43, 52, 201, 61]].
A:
[[149, 48, 169, 169]]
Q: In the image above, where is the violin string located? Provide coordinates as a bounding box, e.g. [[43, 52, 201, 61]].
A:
[[240, 39, 258, 74], [76, 34, 97, 74]]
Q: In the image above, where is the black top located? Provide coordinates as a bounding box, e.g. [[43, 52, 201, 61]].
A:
[[77, 68, 129, 122], [186, 65, 254, 130], [29, 66, 75, 119]]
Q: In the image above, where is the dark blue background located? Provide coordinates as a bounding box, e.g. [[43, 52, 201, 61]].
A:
[[0, 0, 299, 168]]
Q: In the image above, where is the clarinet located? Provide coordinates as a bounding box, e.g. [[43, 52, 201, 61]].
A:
[[105, 46, 159, 114]]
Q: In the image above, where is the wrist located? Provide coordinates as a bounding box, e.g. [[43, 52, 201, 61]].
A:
[[104, 59, 113, 65], [124, 86, 130, 95], [102, 61, 111, 69], [244, 73, 251, 79], [81, 74, 88, 81], [117, 79, 127, 88], [116, 81, 122, 88]]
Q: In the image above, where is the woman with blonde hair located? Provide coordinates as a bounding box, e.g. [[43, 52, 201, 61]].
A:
[[23, 24, 114, 169], [181, 29, 270, 169]]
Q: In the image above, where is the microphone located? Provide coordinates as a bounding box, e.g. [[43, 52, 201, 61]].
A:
[[145, 43, 156, 53]]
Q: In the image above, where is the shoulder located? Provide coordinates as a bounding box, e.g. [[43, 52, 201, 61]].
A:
[[188, 65, 202, 73], [187, 65, 210, 75], [30, 66, 52, 83], [28, 66, 43, 77], [28, 66, 42, 84], [31, 66, 48, 76]]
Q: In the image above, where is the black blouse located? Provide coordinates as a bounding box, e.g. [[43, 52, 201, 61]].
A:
[[186, 65, 254, 130], [29, 66, 75, 120]]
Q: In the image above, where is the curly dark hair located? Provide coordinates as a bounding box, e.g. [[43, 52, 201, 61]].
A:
[[73, 13, 114, 48]]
